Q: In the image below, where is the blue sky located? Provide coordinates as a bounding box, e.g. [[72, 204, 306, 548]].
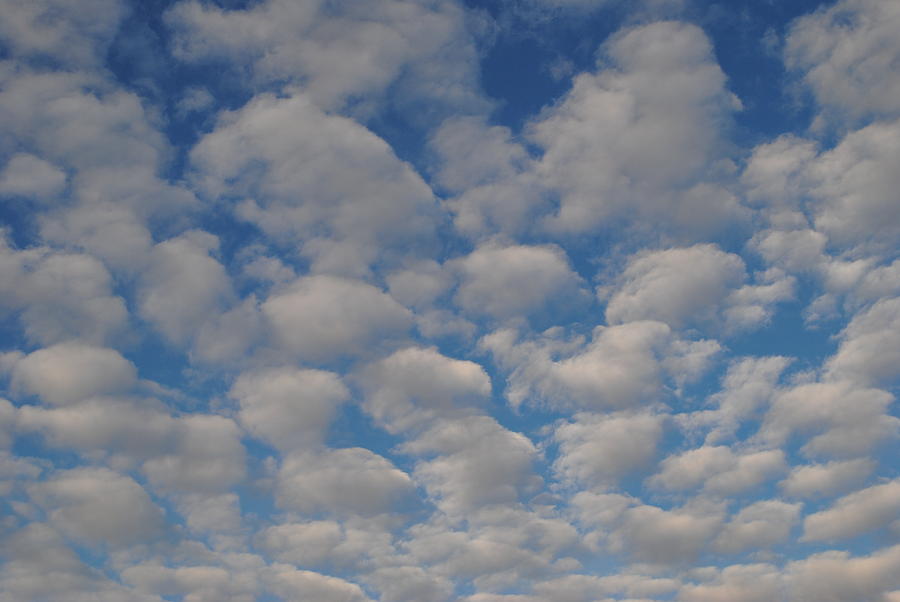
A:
[[1, 0, 900, 600]]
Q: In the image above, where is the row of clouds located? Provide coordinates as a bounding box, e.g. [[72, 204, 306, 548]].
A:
[[1, 0, 900, 600]]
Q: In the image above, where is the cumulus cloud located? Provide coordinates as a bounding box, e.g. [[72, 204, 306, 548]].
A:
[[28, 467, 165, 547], [230, 367, 349, 451], [759, 380, 899, 458], [648, 446, 786, 495], [785, 0, 900, 123], [11, 342, 136, 406], [3, 0, 900, 598], [276, 447, 415, 517], [400, 415, 540, 515], [453, 242, 585, 321], [552, 412, 664, 488], [0, 237, 128, 345], [801, 479, 900, 542], [529, 21, 744, 236], [483, 321, 717, 410], [605, 244, 793, 333], [189, 92, 437, 275], [357, 346, 491, 433], [262, 275, 412, 363]]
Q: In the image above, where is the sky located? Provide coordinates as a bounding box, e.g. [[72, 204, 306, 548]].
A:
[[1, 0, 899, 600]]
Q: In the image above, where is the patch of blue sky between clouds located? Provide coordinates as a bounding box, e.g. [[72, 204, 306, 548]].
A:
[[1, 0, 900, 600]]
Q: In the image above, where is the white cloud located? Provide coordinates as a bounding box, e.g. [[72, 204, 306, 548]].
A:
[[357, 346, 491, 433], [401, 416, 539, 515], [808, 119, 900, 250], [166, 0, 485, 117], [529, 21, 744, 236], [802, 479, 900, 542], [453, 242, 584, 320], [142, 414, 246, 493], [679, 355, 790, 445], [713, 499, 801, 554], [137, 231, 233, 345], [11, 342, 136, 406], [552, 412, 664, 488], [230, 367, 349, 451], [606, 245, 737, 327], [430, 116, 545, 237], [0, 0, 126, 68], [827, 296, 900, 386], [0, 522, 162, 601], [258, 519, 396, 575], [0, 237, 128, 345], [648, 446, 786, 495], [741, 135, 817, 207], [786, 544, 900, 602], [266, 565, 371, 602], [608, 502, 724, 565], [785, 0, 900, 123], [0, 153, 66, 201], [780, 458, 875, 499], [262, 275, 412, 363], [189, 92, 436, 275], [276, 447, 415, 517], [679, 563, 783, 602], [17, 396, 175, 461], [606, 244, 792, 333], [483, 321, 717, 411], [28, 467, 165, 547], [759, 380, 898, 457]]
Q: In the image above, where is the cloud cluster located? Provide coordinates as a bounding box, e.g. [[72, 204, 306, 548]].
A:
[[1, 0, 899, 600]]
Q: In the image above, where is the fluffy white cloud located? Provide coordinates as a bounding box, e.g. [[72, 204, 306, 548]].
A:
[[802, 479, 900, 542], [785, 0, 900, 122], [780, 458, 875, 499], [713, 499, 801, 554], [0, 237, 128, 345], [401, 416, 540, 515], [189, 92, 436, 275], [0, 0, 125, 68], [607, 501, 724, 565], [262, 275, 412, 363], [357, 346, 491, 433], [142, 414, 246, 493], [530, 21, 744, 236], [138, 231, 233, 345], [605, 244, 792, 332], [827, 296, 900, 386], [28, 467, 165, 547], [483, 321, 717, 410], [11, 342, 136, 406], [786, 544, 900, 602], [808, 119, 900, 250], [759, 380, 899, 457], [430, 116, 545, 237], [0, 522, 162, 602], [17, 396, 175, 460], [166, 0, 485, 117], [679, 355, 790, 445], [679, 563, 783, 602], [552, 412, 664, 488], [122, 563, 255, 602], [452, 242, 584, 320], [230, 367, 349, 451], [648, 446, 786, 495], [266, 565, 370, 602], [0, 153, 66, 201], [277, 447, 415, 516]]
